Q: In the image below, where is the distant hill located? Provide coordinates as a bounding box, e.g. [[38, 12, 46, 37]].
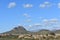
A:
[[54, 30, 60, 34], [36, 29, 52, 34], [2, 26, 60, 34]]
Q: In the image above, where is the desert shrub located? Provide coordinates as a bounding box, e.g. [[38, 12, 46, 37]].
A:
[[49, 32, 55, 36]]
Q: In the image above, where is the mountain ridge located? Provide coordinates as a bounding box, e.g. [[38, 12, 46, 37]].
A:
[[2, 26, 60, 34]]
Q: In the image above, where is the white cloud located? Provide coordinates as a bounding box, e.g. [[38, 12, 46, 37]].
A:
[[42, 18, 59, 27], [27, 19, 31, 22], [23, 13, 31, 18], [58, 3, 60, 8], [43, 19, 49, 23], [39, 4, 46, 8], [23, 13, 28, 16], [23, 4, 33, 8], [50, 18, 58, 23], [44, 1, 50, 4], [17, 24, 23, 26], [39, 1, 51, 8], [42, 19, 58, 23], [23, 13, 31, 23], [33, 23, 42, 27], [25, 18, 60, 30], [29, 25, 32, 27], [25, 18, 59, 30], [8, 2, 16, 8], [25, 19, 31, 23], [42, 19, 50, 26]]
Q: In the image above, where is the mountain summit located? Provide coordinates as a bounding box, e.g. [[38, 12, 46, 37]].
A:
[[3, 26, 28, 34]]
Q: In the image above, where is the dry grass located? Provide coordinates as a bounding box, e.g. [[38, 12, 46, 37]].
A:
[[0, 34, 60, 40]]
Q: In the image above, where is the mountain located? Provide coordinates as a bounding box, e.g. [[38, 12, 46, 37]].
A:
[[36, 29, 52, 35], [2, 26, 52, 35], [3, 26, 28, 34], [2, 26, 60, 34], [54, 30, 60, 34]]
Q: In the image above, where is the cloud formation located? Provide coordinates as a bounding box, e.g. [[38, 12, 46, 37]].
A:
[[23, 13, 31, 18], [23, 13, 31, 23], [42, 19, 50, 26], [42, 18, 59, 27], [26, 18, 60, 31], [25, 19, 31, 23], [39, 1, 51, 8], [29, 25, 32, 27], [39, 4, 46, 8], [23, 4, 33, 8], [42, 18, 58, 23], [43, 19, 49, 23], [33, 23, 42, 27], [44, 1, 50, 4], [50, 18, 58, 23], [8, 2, 16, 8], [58, 3, 60, 8]]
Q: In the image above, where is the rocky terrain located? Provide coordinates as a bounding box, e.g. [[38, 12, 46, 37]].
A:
[[0, 26, 60, 40]]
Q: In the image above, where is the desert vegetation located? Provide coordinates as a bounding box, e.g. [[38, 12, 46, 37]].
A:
[[0, 26, 60, 40], [0, 33, 60, 40]]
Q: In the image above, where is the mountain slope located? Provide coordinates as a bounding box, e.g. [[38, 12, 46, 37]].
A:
[[2, 26, 60, 34], [3, 26, 28, 34], [36, 29, 52, 34], [54, 30, 60, 34]]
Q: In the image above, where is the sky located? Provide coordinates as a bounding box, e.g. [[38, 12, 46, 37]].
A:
[[0, 0, 60, 33]]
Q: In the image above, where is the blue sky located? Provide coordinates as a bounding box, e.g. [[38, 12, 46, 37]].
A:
[[0, 0, 60, 33]]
